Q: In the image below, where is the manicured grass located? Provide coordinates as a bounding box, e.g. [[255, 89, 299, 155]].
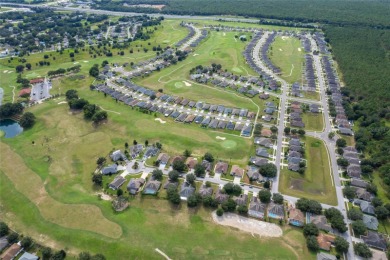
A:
[[279, 136, 337, 205], [301, 112, 324, 131], [268, 36, 304, 84]]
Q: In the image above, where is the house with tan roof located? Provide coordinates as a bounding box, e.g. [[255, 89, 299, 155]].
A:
[[230, 165, 244, 178], [317, 233, 335, 251]]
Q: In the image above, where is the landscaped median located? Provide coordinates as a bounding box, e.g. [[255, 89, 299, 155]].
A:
[[279, 136, 337, 205]]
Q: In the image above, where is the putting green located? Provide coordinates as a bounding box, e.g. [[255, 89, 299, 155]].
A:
[[232, 67, 243, 73], [25, 72, 41, 79], [221, 140, 237, 149], [174, 81, 184, 88]]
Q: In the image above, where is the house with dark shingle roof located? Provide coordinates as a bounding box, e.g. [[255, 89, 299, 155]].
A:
[[214, 161, 229, 174], [180, 182, 195, 200], [309, 214, 333, 232], [127, 178, 145, 195], [198, 186, 213, 198], [267, 202, 284, 220], [316, 252, 336, 260], [0, 236, 9, 253], [362, 214, 379, 231], [233, 194, 248, 206], [256, 148, 269, 158], [201, 160, 212, 172], [214, 189, 229, 204], [361, 231, 388, 251], [157, 153, 170, 165], [350, 179, 368, 189], [249, 156, 268, 167], [109, 176, 126, 190], [356, 188, 373, 202], [110, 150, 126, 162], [143, 180, 161, 195], [246, 165, 262, 181], [354, 199, 376, 215], [101, 164, 118, 175], [248, 197, 266, 219], [254, 137, 273, 148]]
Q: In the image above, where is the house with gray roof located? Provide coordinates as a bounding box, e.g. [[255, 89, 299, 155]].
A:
[[350, 179, 368, 188], [127, 178, 145, 195], [246, 165, 262, 181], [248, 197, 266, 219], [267, 202, 284, 220], [233, 194, 248, 206], [254, 137, 273, 148], [0, 236, 9, 252], [256, 148, 269, 158], [356, 188, 373, 201], [198, 186, 213, 198], [19, 252, 39, 260], [309, 214, 333, 232], [249, 156, 268, 167], [109, 175, 126, 190], [101, 164, 118, 175], [361, 231, 388, 251], [362, 214, 379, 231], [354, 199, 376, 215], [180, 183, 195, 200], [143, 180, 161, 195], [215, 189, 229, 204], [316, 252, 336, 260], [110, 150, 126, 162]]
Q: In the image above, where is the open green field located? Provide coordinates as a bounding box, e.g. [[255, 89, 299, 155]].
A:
[[279, 136, 337, 205], [268, 36, 304, 84], [301, 113, 324, 132]]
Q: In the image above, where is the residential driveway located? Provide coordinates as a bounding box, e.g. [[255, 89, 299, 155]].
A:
[[141, 172, 149, 179], [214, 173, 221, 180], [158, 164, 166, 170], [212, 212, 282, 237], [233, 176, 241, 184]]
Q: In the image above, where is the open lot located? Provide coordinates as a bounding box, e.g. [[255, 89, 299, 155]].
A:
[[268, 36, 304, 84], [279, 136, 337, 205], [301, 113, 324, 131]]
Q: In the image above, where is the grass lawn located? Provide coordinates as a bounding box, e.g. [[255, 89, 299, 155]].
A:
[[279, 136, 337, 205], [0, 7, 11, 12], [302, 91, 320, 101], [268, 36, 304, 84], [301, 112, 324, 131]]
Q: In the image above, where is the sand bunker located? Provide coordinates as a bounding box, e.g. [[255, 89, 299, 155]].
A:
[[73, 62, 79, 64], [212, 212, 282, 237], [83, 60, 89, 63], [193, 53, 199, 56], [155, 118, 166, 124], [298, 48, 302, 52], [58, 101, 67, 105], [223, 32, 226, 36], [279, 48, 283, 51], [216, 136, 226, 140], [281, 36, 289, 40], [8, 71, 13, 73], [3, 70, 8, 73], [183, 81, 192, 87]]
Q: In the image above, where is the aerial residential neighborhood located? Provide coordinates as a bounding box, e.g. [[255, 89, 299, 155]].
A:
[[0, 0, 389, 260]]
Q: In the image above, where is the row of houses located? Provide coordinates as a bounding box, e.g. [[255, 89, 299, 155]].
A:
[[322, 56, 353, 136], [287, 137, 305, 172], [175, 23, 195, 48], [243, 32, 279, 92], [0, 240, 39, 260], [288, 101, 305, 128], [260, 32, 281, 75]]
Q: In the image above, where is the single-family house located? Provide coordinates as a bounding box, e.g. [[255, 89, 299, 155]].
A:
[[110, 150, 126, 161], [180, 183, 195, 200], [0, 236, 9, 252], [163, 180, 178, 190], [130, 144, 144, 158], [248, 197, 266, 219], [143, 180, 161, 195], [157, 153, 170, 166], [288, 163, 300, 172], [288, 208, 305, 227], [247, 165, 262, 181], [214, 161, 229, 174], [362, 214, 379, 231], [0, 243, 22, 260], [316, 252, 336, 260], [249, 156, 268, 167], [101, 164, 118, 175], [198, 186, 213, 198], [350, 179, 368, 189], [185, 157, 198, 170], [354, 199, 376, 215], [201, 160, 212, 172], [261, 129, 272, 137], [317, 233, 335, 251], [19, 252, 39, 260], [230, 165, 244, 178], [241, 124, 252, 137], [356, 188, 373, 201], [267, 202, 284, 220], [127, 178, 145, 195], [109, 176, 126, 190], [144, 146, 159, 159], [309, 214, 333, 232], [256, 148, 269, 158], [233, 194, 248, 206], [254, 137, 273, 148], [361, 231, 388, 251], [214, 189, 229, 204]]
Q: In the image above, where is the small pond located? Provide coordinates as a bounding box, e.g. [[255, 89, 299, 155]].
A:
[[0, 119, 23, 138]]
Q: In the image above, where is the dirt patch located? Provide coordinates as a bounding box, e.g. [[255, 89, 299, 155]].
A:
[[212, 212, 282, 237], [57, 101, 67, 105], [183, 81, 191, 87]]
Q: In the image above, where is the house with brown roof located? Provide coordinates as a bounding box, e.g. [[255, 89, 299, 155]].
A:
[[18, 88, 31, 97], [0, 243, 22, 260], [261, 128, 272, 137], [185, 157, 198, 170], [230, 165, 244, 178], [317, 233, 335, 251], [214, 189, 229, 204], [157, 153, 170, 165], [288, 208, 305, 227], [214, 161, 229, 174], [171, 155, 185, 165], [198, 186, 213, 198]]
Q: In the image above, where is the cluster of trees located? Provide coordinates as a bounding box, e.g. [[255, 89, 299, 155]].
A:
[[295, 198, 322, 214], [324, 208, 347, 233], [0, 102, 23, 118], [48, 65, 81, 77], [66, 90, 108, 124]]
